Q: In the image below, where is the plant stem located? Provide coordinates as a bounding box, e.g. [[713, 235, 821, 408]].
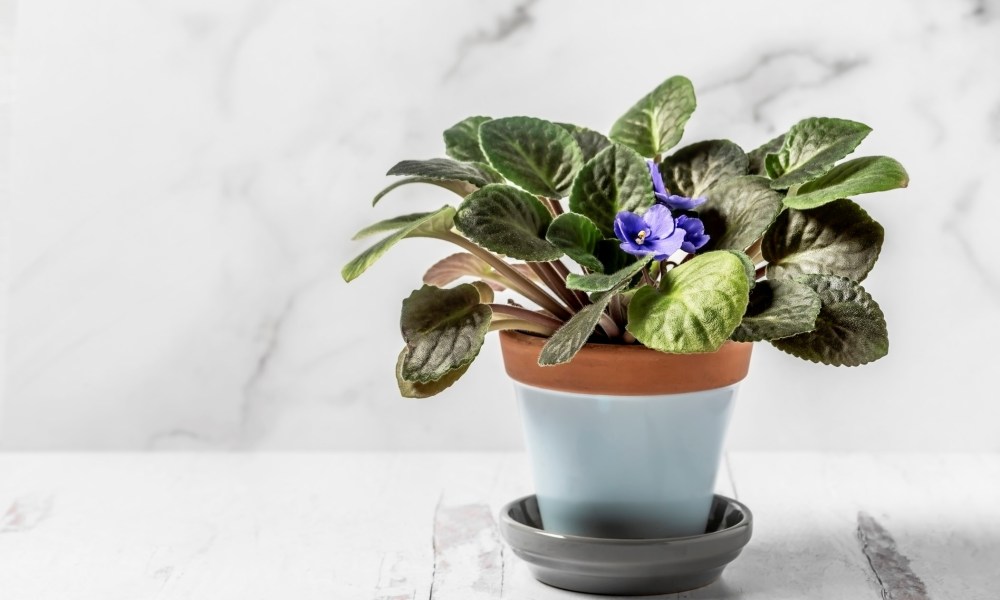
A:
[[746, 238, 764, 264], [755, 265, 767, 280], [597, 312, 621, 339], [528, 262, 581, 314], [489, 304, 564, 332], [541, 197, 564, 217], [434, 232, 573, 321], [548, 260, 591, 308]]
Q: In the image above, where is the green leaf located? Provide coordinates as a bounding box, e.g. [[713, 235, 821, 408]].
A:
[[372, 178, 479, 207], [770, 275, 888, 366], [558, 123, 612, 162], [352, 212, 443, 240], [342, 206, 456, 282], [594, 239, 635, 274], [764, 117, 872, 189], [731, 279, 821, 342], [399, 284, 492, 383], [660, 140, 749, 198], [443, 116, 492, 163], [609, 75, 696, 157], [699, 176, 785, 252], [566, 257, 650, 293], [539, 285, 625, 366], [747, 133, 785, 176], [763, 199, 884, 282], [545, 213, 604, 271], [396, 348, 472, 398], [568, 143, 656, 236], [626, 251, 750, 353], [783, 156, 909, 210], [479, 117, 584, 197], [454, 184, 563, 261]]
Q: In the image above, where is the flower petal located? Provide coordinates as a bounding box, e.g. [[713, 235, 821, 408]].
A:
[[647, 160, 668, 197], [645, 228, 686, 260], [642, 204, 675, 238]]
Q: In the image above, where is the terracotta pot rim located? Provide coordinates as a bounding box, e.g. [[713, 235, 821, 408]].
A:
[[498, 329, 753, 396]]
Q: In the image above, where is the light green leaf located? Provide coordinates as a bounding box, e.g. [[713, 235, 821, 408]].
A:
[[372, 178, 479, 207], [352, 212, 443, 240], [342, 206, 456, 282], [539, 285, 625, 366], [566, 257, 650, 293], [558, 123, 612, 162], [763, 198, 884, 282], [399, 284, 492, 383], [546, 213, 604, 271], [660, 140, 749, 198], [747, 133, 785, 176], [626, 251, 750, 353], [770, 275, 888, 366], [454, 184, 563, 261], [443, 116, 492, 163], [396, 348, 471, 398], [568, 143, 656, 236], [699, 176, 785, 252], [609, 75, 696, 157], [479, 117, 584, 197], [783, 156, 909, 209], [731, 279, 821, 342], [765, 117, 871, 188]]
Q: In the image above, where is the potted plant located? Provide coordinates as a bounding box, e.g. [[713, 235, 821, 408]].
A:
[[341, 75, 907, 540]]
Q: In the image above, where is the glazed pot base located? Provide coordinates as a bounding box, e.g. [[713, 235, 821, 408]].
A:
[[498, 494, 753, 596]]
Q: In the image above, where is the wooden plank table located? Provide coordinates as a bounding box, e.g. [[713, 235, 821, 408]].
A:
[[0, 453, 997, 599]]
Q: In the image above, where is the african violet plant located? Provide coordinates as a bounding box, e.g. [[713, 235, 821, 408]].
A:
[[342, 75, 908, 398]]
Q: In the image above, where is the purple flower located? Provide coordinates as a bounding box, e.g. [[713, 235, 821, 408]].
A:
[[675, 214, 710, 253], [646, 160, 707, 211], [613, 204, 686, 260]]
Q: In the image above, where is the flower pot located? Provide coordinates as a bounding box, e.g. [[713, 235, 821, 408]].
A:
[[499, 330, 753, 539]]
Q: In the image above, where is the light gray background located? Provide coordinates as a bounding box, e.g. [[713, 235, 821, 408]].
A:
[[1, 0, 998, 451]]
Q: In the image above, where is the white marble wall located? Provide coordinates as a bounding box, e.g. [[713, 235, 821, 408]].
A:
[[2, 0, 998, 451]]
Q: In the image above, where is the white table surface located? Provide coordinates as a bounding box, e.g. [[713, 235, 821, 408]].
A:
[[0, 453, 997, 599]]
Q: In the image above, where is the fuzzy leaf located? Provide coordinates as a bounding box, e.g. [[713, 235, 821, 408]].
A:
[[731, 279, 821, 342], [609, 75, 696, 157], [546, 213, 604, 271], [479, 117, 583, 197], [627, 251, 750, 353], [372, 178, 479, 207], [455, 184, 562, 261], [399, 284, 492, 383], [765, 118, 871, 189], [566, 257, 650, 293], [784, 156, 909, 210], [342, 206, 456, 282], [374, 159, 503, 206], [396, 348, 471, 398], [595, 239, 636, 274], [352, 212, 443, 240], [764, 199, 884, 282], [747, 133, 784, 176], [423, 253, 494, 287], [770, 275, 888, 366], [700, 176, 785, 252], [660, 140, 749, 198], [443, 116, 492, 163], [539, 285, 625, 366], [558, 123, 612, 162], [568, 144, 656, 236]]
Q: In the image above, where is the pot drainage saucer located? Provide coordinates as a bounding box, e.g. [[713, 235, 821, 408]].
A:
[[498, 494, 752, 596]]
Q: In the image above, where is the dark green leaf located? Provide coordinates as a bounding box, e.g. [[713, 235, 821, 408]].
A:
[[454, 184, 562, 261], [770, 275, 888, 366], [660, 140, 749, 198], [700, 176, 784, 252], [609, 75, 696, 157], [479, 117, 583, 197], [539, 285, 625, 366], [342, 206, 456, 282], [373, 159, 503, 206], [396, 348, 471, 398], [372, 177, 479, 207], [731, 279, 821, 342], [747, 133, 784, 176], [399, 284, 492, 383], [764, 117, 871, 188], [626, 251, 750, 353], [545, 213, 604, 271], [783, 156, 909, 210], [568, 144, 655, 236], [763, 199, 884, 282], [594, 239, 636, 274], [558, 123, 612, 162], [566, 257, 650, 293], [443, 116, 492, 163]]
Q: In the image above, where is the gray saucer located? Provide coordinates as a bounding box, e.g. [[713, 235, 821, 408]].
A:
[[499, 494, 752, 596]]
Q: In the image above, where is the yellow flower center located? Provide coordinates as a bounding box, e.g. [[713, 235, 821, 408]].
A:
[[635, 230, 647, 245]]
